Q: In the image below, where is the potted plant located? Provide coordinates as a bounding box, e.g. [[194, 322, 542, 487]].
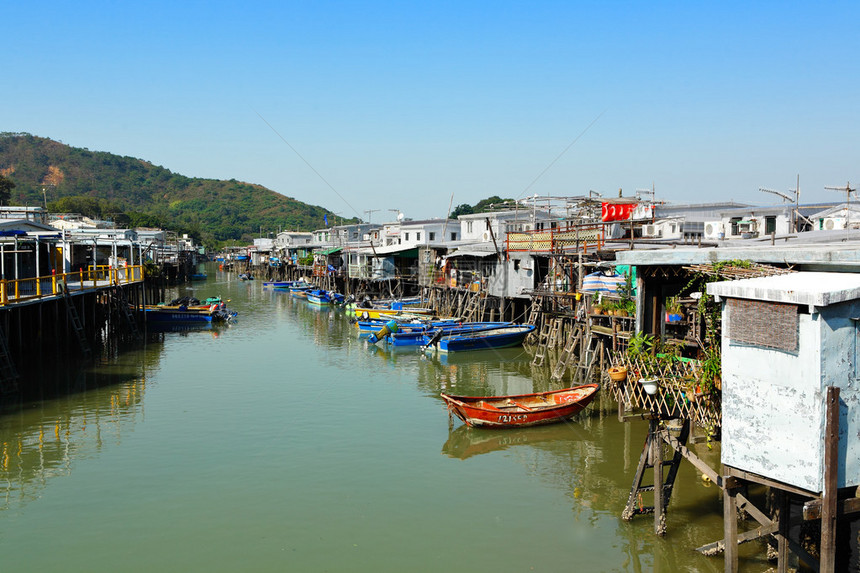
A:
[[665, 296, 683, 323], [608, 364, 628, 381]]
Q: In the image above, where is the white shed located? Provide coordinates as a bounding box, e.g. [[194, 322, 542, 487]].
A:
[[708, 272, 860, 492]]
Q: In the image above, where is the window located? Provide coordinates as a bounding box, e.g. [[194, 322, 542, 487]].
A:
[[429, 232, 436, 241], [416, 232, 421, 241], [450, 232, 457, 241], [404, 232, 409, 241], [466, 221, 473, 233]]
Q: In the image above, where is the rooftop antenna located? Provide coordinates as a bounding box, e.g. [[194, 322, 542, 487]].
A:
[[824, 181, 856, 233], [364, 209, 380, 224], [635, 185, 655, 203], [760, 178, 801, 232]]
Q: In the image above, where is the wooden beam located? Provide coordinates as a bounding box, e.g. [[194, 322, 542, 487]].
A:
[[661, 430, 721, 487], [724, 478, 739, 572], [820, 386, 840, 573], [725, 466, 818, 498], [736, 492, 772, 527], [803, 496, 860, 520]]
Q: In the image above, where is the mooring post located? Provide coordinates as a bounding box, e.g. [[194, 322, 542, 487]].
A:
[[820, 385, 840, 573]]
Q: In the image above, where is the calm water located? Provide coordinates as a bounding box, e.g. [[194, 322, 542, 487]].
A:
[[0, 265, 768, 572]]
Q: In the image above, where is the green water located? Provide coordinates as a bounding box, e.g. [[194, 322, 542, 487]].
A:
[[0, 266, 768, 572]]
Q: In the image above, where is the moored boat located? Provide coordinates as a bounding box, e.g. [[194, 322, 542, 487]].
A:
[[386, 322, 513, 346], [422, 324, 535, 352], [306, 289, 345, 306], [441, 384, 600, 428], [263, 280, 304, 289]]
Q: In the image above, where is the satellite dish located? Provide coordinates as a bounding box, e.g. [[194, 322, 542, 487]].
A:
[[397, 212, 404, 221]]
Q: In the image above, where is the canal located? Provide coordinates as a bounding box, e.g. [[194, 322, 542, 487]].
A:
[[0, 265, 769, 571]]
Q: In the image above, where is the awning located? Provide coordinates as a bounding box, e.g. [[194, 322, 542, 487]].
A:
[[316, 247, 342, 255], [445, 247, 498, 258]]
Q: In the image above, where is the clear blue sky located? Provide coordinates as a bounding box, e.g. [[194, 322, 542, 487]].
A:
[[4, 1, 858, 221]]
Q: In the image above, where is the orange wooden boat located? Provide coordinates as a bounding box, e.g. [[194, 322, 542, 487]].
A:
[[441, 384, 599, 428]]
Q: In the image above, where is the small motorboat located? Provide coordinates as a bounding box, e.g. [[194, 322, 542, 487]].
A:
[[263, 280, 304, 289], [441, 384, 600, 428], [422, 324, 535, 352], [386, 322, 513, 346], [306, 289, 345, 306], [238, 273, 254, 281]]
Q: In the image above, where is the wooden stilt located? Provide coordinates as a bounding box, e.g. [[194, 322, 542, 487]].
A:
[[723, 475, 740, 573], [820, 386, 840, 573]]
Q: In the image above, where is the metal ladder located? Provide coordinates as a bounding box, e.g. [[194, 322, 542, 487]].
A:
[[62, 284, 91, 358], [111, 283, 141, 340], [0, 324, 19, 394]]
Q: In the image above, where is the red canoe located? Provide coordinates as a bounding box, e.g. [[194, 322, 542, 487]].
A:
[[441, 384, 600, 428]]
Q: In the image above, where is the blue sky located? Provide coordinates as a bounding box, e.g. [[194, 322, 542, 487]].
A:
[[4, 1, 858, 221]]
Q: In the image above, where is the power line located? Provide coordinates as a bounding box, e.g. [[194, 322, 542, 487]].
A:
[[516, 109, 607, 201], [253, 109, 362, 220]]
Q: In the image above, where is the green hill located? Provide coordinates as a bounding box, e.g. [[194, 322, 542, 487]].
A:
[[0, 132, 352, 247]]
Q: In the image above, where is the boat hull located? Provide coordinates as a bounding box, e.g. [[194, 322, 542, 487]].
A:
[[441, 384, 599, 428], [425, 324, 535, 352]]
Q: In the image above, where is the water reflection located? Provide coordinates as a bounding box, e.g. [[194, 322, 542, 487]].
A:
[[0, 376, 147, 511], [442, 421, 594, 460]]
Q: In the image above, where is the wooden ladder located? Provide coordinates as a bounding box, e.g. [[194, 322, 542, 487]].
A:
[[0, 324, 19, 394], [525, 295, 542, 326], [551, 323, 585, 380], [548, 318, 564, 348], [111, 283, 141, 341], [461, 292, 480, 322], [531, 320, 554, 366], [622, 419, 690, 536], [62, 285, 91, 359]]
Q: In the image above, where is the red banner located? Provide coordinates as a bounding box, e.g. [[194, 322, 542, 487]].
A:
[[601, 202, 637, 222]]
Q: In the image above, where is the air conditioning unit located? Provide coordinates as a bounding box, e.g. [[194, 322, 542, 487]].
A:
[[641, 224, 661, 238], [481, 231, 492, 242], [704, 221, 724, 240], [824, 217, 845, 230]]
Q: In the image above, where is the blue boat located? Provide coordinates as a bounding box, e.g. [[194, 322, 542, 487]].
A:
[[191, 273, 208, 281], [387, 322, 513, 347], [422, 324, 535, 353], [263, 280, 304, 289], [289, 284, 313, 298], [307, 289, 346, 306], [355, 318, 461, 334]]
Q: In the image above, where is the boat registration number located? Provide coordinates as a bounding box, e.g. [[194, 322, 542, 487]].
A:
[[498, 414, 528, 423]]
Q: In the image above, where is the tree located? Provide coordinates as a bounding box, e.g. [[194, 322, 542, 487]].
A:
[[450, 203, 474, 218], [0, 174, 14, 206]]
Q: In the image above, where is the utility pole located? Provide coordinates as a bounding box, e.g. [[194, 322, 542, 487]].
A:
[[824, 181, 856, 231]]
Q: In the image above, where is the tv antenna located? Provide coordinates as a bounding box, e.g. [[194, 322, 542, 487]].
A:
[[635, 184, 655, 203], [824, 181, 856, 231], [760, 175, 801, 231], [364, 209, 380, 224]]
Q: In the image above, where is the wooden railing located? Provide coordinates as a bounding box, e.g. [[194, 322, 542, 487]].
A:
[[0, 265, 144, 305], [506, 224, 604, 253]]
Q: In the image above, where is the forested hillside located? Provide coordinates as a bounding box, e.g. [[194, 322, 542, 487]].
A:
[[0, 133, 350, 247]]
